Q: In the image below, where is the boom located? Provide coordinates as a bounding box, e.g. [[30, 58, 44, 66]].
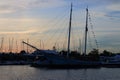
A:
[[22, 41, 40, 51]]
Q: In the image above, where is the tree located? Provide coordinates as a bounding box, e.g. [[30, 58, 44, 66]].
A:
[[100, 50, 114, 56], [88, 49, 99, 56]]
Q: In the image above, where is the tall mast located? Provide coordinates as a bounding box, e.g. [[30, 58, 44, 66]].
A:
[[15, 40, 19, 53], [42, 40, 44, 49], [84, 8, 88, 55], [11, 38, 14, 53], [9, 38, 10, 52], [67, 3, 72, 58], [8, 38, 14, 53], [0, 37, 4, 52], [79, 38, 82, 54]]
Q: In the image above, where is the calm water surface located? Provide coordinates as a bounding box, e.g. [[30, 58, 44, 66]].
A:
[[0, 65, 120, 80]]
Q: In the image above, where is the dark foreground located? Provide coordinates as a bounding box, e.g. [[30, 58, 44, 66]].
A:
[[0, 65, 120, 80]]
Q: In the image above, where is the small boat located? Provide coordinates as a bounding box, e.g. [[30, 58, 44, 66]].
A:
[[100, 55, 120, 68]]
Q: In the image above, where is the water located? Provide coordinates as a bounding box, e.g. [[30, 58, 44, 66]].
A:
[[0, 65, 120, 80]]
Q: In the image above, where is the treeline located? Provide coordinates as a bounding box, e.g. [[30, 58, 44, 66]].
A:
[[0, 49, 119, 63], [0, 50, 35, 63], [59, 49, 118, 61]]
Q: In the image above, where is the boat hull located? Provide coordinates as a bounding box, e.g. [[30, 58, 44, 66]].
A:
[[31, 61, 101, 69]]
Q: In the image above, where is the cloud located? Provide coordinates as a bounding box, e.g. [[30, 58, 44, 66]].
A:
[[0, 0, 29, 14], [30, 0, 66, 8], [0, 5, 15, 14], [0, 29, 37, 34], [107, 4, 120, 11], [0, 9, 14, 14], [105, 3, 120, 18], [106, 0, 120, 4], [0, 0, 67, 15], [0, 0, 120, 52], [0, 17, 52, 36], [91, 11, 106, 18]]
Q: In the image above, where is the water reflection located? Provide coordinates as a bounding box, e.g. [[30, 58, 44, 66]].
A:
[[0, 66, 120, 80]]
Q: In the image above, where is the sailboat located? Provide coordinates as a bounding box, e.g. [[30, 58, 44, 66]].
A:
[[23, 3, 101, 69]]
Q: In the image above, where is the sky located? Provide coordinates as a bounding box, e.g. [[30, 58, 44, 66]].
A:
[[0, 0, 120, 53]]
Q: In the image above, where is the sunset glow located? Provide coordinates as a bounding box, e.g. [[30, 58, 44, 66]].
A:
[[0, 0, 120, 53]]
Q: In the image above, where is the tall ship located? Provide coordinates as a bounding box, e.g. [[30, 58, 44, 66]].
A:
[[23, 3, 101, 69]]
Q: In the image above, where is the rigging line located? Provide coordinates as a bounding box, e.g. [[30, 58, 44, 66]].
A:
[[44, 16, 69, 45], [44, 13, 69, 46], [56, 18, 70, 51], [72, 7, 81, 28], [42, 7, 69, 30], [45, 27, 67, 47], [47, 12, 68, 29], [88, 12, 99, 50], [53, 29, 67, 50], [51, 26, 68, 50], [61, 26, 69, 51], [71, 26, 77, 51], [44, 7, 71, 47], [81, 30, 85, 54], [71, 27, 74, 50], [43, 8, 69, 43], [88, 31, 93, 50], [55, 25, 68, 43], [70, 12, 74, 50], [68, 6, 81, 51], [72, 14, 82, 51]]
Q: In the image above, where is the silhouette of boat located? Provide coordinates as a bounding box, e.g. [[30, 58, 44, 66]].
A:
[[23, 3, 101, 69], [100, 55, 120, 68]]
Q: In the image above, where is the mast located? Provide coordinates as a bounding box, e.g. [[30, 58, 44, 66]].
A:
[[67, 3, 72, 58], [9, 38, 14, 53], [9, 38, 10, 52], [16, 40, 18, 53], [27, 39, 29, 53], [78, 38, 82, 54], [84, 8, 88, 55], [0, 37, 4, 52], [11, 38, 14, 53], [42, 40, 44, 49], [40, 40, 41, 49]]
